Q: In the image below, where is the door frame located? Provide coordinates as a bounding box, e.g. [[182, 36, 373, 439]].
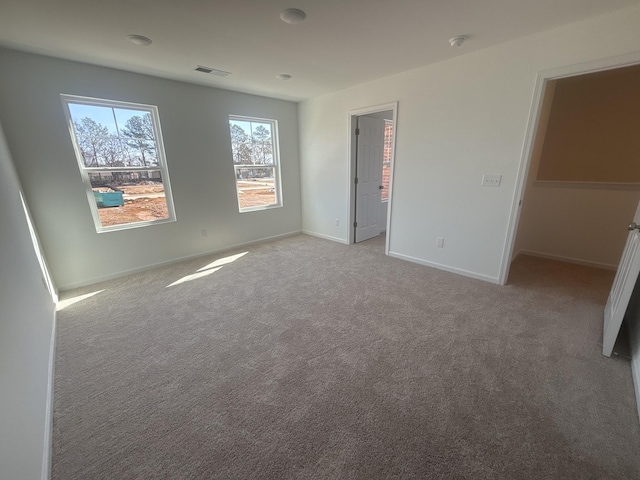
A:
[[499, 52, 640, 285], [347, 101, 398, 255]]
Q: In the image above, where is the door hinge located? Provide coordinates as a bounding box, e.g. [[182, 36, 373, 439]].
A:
[[353, 221, 358, 228], [354, 177, 358, 184], [355, 128, 360, 135]]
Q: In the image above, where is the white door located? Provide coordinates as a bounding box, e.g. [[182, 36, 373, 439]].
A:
[[603, 201, 640, 356], [355, 116, 384, 242]]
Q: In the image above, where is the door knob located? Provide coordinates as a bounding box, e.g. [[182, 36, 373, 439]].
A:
[[379, 185, 384, 190], [629, 222, 639, 231]]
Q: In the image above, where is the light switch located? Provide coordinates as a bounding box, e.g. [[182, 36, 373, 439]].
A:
[[482, 174, 502, 187]]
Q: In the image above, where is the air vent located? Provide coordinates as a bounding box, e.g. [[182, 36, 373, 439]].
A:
[[194, 65, 231, 77]]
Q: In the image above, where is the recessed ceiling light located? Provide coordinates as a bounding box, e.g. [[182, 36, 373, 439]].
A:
[[276, 73, 292, 80], [280, 8, 307, 24], [127, 34, 153, 46]]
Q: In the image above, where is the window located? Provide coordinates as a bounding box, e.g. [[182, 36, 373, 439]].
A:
[[381, 120, 393, 201], [228, 115, 282, 212], [61, 95, 175, 232]]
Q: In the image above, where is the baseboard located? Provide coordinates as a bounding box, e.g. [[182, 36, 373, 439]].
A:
[[630, 320, 640, 425], [302, 230, 349, 245], [632, 353, 640, 426], [59, 230, 302, 291], [516, 249, 617, 271], [42, 311, 56, 480], [388, 251, 500, 284]]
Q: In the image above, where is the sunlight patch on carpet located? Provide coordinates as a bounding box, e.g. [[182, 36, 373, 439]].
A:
[[197, 251, 248, 272], [56, 290, 105, 311], [167, 267, 223, 287]]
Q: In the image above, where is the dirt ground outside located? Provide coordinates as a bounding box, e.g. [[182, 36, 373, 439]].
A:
[[95, 179, 277, 227], [95, 183, 169, 227], [237, 179, 276, 209]]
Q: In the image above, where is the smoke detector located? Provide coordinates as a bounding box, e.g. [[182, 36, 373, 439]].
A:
[[127, 34, 152, 46], [280, 8, 307, 24], [449, 36, 467, 47]]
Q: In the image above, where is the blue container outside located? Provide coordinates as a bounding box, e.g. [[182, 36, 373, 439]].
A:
[[94, 191, 124, 208]]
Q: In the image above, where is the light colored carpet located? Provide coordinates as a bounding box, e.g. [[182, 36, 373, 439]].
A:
[[53, 233, 640, 479]]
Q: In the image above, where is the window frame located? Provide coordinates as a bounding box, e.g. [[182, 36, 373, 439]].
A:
[[228, 115, 283, 213], [381, 119, 393, 203], [61, 94, 177, 233]]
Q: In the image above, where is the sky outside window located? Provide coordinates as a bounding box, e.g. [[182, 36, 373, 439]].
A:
[[68, 104, 146, 135]]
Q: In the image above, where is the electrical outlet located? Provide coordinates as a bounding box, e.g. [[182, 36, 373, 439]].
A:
[[200, 229, 208, 237], [436, 237, 444, 248], [482, 174, 502, 187], [335, 219, 339, 227]]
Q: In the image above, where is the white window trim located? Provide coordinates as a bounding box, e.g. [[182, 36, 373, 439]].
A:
[[381, 119, 393, 203], [61, 94, 177, 233], [229, 115, 283, 213]]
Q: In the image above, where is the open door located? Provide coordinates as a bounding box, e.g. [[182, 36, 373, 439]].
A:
[[603, 200, 640, 356], [354, 116, 384, 243]]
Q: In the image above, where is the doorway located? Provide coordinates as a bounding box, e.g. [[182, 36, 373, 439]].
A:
[[348, 102, 398, 255], [499, 52, 640, 285]]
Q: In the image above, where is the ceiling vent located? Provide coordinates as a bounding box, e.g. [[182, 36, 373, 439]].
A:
[[194, 65, 231, 77]]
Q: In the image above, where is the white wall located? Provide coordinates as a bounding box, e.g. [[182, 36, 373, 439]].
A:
[[516, 185, 640, 270], [380, 202, 388, 233], [0, 49, 302, 289], [299, 4, 640, 283], [363, 111, 393, 121], [0, 119, 56, 479]]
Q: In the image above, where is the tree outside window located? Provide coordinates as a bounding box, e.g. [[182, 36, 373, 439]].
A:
[[228, 116, 282, 212]]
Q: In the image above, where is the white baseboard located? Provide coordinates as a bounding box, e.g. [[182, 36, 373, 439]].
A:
[[59, 230, 302, 291], [388, 251, 500, 284], [515, 249, 617, 271], [630, 320, 640, 424], [302, 230, 349, 245], [42, 311, 56, 480], [632, 354, 640, 426]]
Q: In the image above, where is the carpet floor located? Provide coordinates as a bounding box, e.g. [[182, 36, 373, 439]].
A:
[[53, 233, 640, 479]]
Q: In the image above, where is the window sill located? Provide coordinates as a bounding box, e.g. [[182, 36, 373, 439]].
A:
[[96, 216, 176, 233], [238, 204, 283, 214]]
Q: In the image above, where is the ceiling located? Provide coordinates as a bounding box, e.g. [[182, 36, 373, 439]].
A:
[[1, 0, 639, 102]]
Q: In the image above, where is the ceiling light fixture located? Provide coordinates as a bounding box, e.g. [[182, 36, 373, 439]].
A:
[[449, 35, 467, 47], [276, 73, 292, 80], [126, 34, 153, 46], [280, 8, 307, 24]]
